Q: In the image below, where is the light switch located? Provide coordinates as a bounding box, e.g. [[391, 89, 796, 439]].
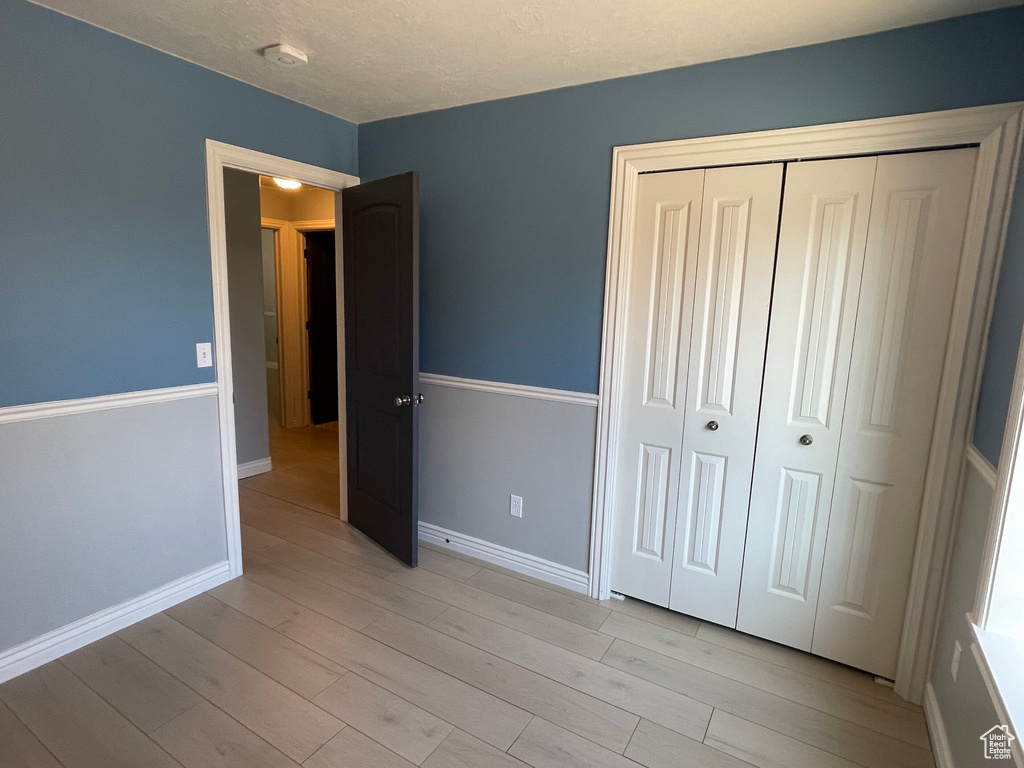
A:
[[196, 342, 213, 368]]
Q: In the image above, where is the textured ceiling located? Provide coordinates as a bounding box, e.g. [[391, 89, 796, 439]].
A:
[[30, 0, 1018, 122]]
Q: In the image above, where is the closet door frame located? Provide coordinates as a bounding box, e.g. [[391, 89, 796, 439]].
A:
[[590, 101, 1024, 704]]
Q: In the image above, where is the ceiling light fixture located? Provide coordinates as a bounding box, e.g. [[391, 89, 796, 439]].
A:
[[262, 43, 308, 67], [273, 178, 302, 190]]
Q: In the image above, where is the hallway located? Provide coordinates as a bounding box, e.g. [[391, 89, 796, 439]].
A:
[[240, 420, 341, 519]]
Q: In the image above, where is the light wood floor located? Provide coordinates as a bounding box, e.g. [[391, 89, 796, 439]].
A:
[[0, 424, 937, 768]]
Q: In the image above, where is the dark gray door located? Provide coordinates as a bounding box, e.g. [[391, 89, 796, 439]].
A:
[[342, 172, 420, 566], [304, 230, 338, 425]]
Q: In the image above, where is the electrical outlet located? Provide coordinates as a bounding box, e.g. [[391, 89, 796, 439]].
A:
[[510, 494, 523, 518], [196, 342, 213, 368], [951, 639, 962, 682]]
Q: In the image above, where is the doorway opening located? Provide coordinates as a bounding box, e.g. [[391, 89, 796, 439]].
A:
[[205, 140, 423, 574], [230, 174, 341, 518]]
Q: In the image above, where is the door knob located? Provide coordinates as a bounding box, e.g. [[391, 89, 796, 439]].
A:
[[394, 395, 413, 407], [799, 434, 813, 446], [413, 394, 424, 406], [706, 420, 719, 431]]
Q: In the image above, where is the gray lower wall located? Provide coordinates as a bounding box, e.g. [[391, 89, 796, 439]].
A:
[[225, 168, 271, 465], [930, 455, 1002, 766], [418, 382, 596, 572], [0, 395, 227, 652]]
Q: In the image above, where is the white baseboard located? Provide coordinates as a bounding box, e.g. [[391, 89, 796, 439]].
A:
[[419, 522, 589, 594], [0, 561, 231, 684], [924, 681, 956, 768], [237, 457, 272, 479]]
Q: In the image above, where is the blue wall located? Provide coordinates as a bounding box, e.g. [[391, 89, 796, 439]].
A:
[[0, 1, 357, 407], [360, 6, 1024, 460], [974, 169, 1024, 464]]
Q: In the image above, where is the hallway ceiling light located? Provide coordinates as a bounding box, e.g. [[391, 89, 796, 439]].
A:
[[273, 177, 302, 190]]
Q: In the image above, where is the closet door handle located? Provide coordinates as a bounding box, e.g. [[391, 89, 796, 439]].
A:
[[799, 434, 813, 446], [706, 420, 719, 431]]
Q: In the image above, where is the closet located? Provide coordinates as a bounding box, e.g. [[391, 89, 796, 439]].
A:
[[608, 147, 977, 679]]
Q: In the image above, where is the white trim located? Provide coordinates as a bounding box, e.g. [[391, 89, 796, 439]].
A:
[[0, 561, 230, 684], [967, 444, 999, 489], [205, 139, 358, 578], [419, 522, 590, 594], [0, 383, 218, 425], [291, 218, 336, 232], [237, 457, 272, 479], [923, 682, 956, 768], [419, 373, 599, 407], [589, 102, 1024, 705]]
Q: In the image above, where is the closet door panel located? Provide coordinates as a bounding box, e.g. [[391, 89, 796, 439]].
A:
[[610, 169, 705, 606], [737, 157, 877, 648], [811, 147, 978, 678], [668, 163, 784, 626]]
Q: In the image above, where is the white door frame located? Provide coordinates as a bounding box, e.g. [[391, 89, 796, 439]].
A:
[[204, 139, 359, 581], [589, 102, 1024, 702]]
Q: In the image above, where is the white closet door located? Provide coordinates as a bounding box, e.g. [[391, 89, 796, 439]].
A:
[[737, 157, 877, 649], [811, 148, 978, 678], [667, 163, 783, 626], [610, 169, 705, 606]]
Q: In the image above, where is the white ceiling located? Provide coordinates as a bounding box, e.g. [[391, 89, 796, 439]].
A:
[[31, 0, 1016, 122]]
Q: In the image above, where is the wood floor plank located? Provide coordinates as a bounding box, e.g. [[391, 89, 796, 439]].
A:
[[61, 634, 203, 733], [418, 543, 582, 598], [276, 609, 531, 751], [118, 613, 342, 762], [240, 467, 339, 517], [241, 552, 387, 630], [601, 640, 934, 768], [466, 568, 611, 630], [704, 710, 861, 768], [598, 597, 701, 636], [151, 700, 299, 768], [0, 662, 182, 768], [422, 729, 532, 768], [240, 488, 361, 546], [259, 540, 447, 624], [417, 547, 482, 581], [208, 575, 308, 628], [363, 611, 639, 753], [387, 566, 613, 660], [624, 719, 751, 768], [0, 700, 62, 768], [430, 607, 710, 740], [508, 717, 641, 768], [599, 612, 928, 748], [313, 673, 453, 765], [165, 593, 344, 699], [694, 621, 915, 709], [242, 505, 398, 578], [305, 726, 416, 768], [241, 523, 289, 553]]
